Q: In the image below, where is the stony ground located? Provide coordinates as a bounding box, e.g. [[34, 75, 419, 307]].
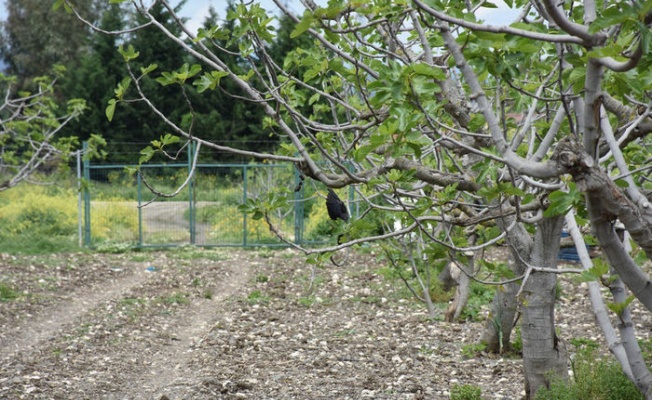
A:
[[0, 247, 644, 399]]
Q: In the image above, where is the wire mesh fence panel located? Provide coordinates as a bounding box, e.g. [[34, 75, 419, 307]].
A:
[[246, 163, 297, 246], [81, 141, 345, 248], [137, 164, 193, 247], [84, 166, 141, 247], [193, 165, 253, 247], [83, 157, 341, 248]]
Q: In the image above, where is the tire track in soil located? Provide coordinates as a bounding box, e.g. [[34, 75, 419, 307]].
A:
[[0, 264, 152, 360], [116, 262, 251, 400]]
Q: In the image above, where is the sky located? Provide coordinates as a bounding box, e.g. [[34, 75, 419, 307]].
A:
[[176, 0, 521, 33], [0, 0, 523, 51], [0, 0, 518, 30], [0, 0, 520, 31]]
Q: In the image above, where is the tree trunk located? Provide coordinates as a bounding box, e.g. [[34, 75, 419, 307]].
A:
[[553, 136, 652, 310], [442, 260, 471, 322], [480, 255, 522, 353], [481, 210, 531, 353], [521, 216, 568, 398], [556, 130, 652, 398], [608, 272, 652, 397]]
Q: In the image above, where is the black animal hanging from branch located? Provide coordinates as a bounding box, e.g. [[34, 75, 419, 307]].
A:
[[326, 189, 349, 222], [326, 188, 349, 249]]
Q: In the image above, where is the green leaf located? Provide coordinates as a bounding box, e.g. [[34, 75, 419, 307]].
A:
[[139, 146, 155, 164], [114, 77, 131, 100], [308, 92, 320, 105], [409, 63, 446, 80], [161, 133, 180, 146], [589, 5, 636, 33], [118, 44, 140, 62], [614, 179, 629, 188], [544, 183, 582, 217], [140, 64, 158, 75], [52, 0, 72, 12], [106, 99, 117, 122], [157, 64, 203, 86], [156, 72, 176, 86], [291, 12, 314, 38], [67, 98, 87, 115], [479, 259, 514, 279], [587, 43, 624, 59], [193, 71, 229, 93], [478, 182, 525, 202], [640, 22, 652, 54], [607, 294, 635, 317], [577, 258, 609, 282], [406, 141, 422, 158], [353, 144, 374, 162], [567, 66, 587, 93]]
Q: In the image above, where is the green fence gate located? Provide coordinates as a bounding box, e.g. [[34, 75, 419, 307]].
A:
[[81, 143, 345, 248]]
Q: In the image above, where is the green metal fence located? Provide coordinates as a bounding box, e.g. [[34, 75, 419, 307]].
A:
[[81, 143, 344, 248]]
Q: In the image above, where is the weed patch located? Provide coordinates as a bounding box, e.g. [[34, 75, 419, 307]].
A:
[[246, 290, 269, 304], [534, 342, 643, 400], [450, 384, 482, 400], [0, 283, 19, 302]]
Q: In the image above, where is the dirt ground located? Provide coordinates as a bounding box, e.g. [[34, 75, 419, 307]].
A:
[[0, 247, 641, 399]]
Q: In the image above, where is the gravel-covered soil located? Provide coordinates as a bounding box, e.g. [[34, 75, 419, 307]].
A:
[[0, 247, 642, 399]]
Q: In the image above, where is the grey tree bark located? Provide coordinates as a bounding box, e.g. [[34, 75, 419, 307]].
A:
[[520, 216, 568, 398], [481, 213, 531, 353]]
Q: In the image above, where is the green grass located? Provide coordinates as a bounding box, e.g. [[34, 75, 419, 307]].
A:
[[376, 261, 494, 321], [170, 246, 228, 261], [460, 281, 496, 322], [0, 183, 128, 254], [0, 233, 82, 255], [0, 283, 19, 302], [461, 343, 487, 359], [116, 297, 147, 320], [534, 344, 643, 400], [297, 295, 317, 307], [246, 290, 269, 304], [161, 292, 190, 305], [450, 384, 482, 400], [96, 170, 248, 204], [0, 168, 334, 250]]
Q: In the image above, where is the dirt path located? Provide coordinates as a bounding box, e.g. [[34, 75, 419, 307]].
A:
[[139, 201, 214, 245], [0, 263, 151, 360], [118, 261, 250, 399], [3, 248, 639, 399], [0, 250, 253, 399]]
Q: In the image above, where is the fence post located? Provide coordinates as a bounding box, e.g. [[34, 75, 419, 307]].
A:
[[294, 165, 303, 245], [188, 141, 196, 245], [76, 150, 82, 247], [242, 165, 248, 247], [137, 172, 143, 247], [82, 141, 91, 247]]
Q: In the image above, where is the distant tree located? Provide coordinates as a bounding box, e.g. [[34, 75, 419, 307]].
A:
[[62, 1, 192, 162], [60, 3, 127, 148], [0, 0, 100, 83], [185, 5, 272, 161], [119, 0, 189, 148]]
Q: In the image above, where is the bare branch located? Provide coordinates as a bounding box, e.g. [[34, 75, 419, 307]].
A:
[[413, 0, 587, 44]]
